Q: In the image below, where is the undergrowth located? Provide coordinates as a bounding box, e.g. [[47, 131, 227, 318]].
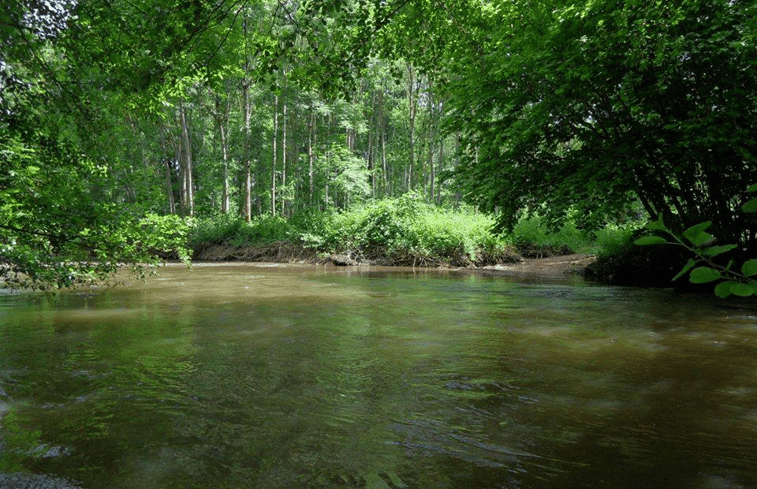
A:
[[187, 196, 642, 266]]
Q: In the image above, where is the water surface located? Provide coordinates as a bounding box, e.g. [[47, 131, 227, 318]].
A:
[[1, 263, 756, 488]]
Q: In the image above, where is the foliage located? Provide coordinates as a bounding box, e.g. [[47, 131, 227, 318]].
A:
[[188, 214, 296, 250], [3, 0, 754, 291], [1, 211, 191, 291], [510, 214, 594, 257], [444, 0, 757, 254], [310, 196, 517, 265], [593, 225, 640, 258], [635, 184, 757, 298], [188, 197, 517, 266]]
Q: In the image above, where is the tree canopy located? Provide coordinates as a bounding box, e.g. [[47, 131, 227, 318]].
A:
[[444, 1, 756, 241], [1, 0, 755, 289]]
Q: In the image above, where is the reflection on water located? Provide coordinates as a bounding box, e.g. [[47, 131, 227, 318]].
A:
[[1, 263, 757, 488]]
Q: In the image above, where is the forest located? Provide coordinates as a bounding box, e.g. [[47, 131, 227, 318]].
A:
[[1, 0, 756, 294]]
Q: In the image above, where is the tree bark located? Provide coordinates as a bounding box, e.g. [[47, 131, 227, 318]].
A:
[[281, 96, 287, 216], [179, 103, 194, 217], [271, 94, 278, 216], [308, 106, 315, 204], [242, 78, 252, 222], [406, 63, 418, 192]]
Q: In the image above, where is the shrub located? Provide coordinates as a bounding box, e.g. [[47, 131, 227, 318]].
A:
[[593, 225, 639, 257], [187, 198, 519, 266], [510, 215, 592, 257]]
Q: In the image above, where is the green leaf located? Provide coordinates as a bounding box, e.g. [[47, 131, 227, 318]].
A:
[[645, 218, 666, 232], [682, 221, 711, 244], [714, 281, 733, 298], [730, 282, 756, 297], [672, 258, 696, 282], [747, 183, 757, 193], [741, 259, 757, 277], [700, 244, 737, 258], [742, 198, 757, 213], [634, 236, 667, 246], [692, 232, 716, 247], [689, 267, 722, 284]]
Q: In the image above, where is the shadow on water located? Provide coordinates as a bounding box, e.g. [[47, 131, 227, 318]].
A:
[[1, 263, 756, 488]]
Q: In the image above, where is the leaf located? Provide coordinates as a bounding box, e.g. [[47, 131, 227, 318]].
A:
[[747, 183, 757, 193], [634, 236, 667, 246], [742, 198, 757, 213], [700, 244, 737, 258], [689, 267, 722, 284], [741, 259, 757, 277], [693, 232, 716, 247], [645, 216, 666, 232], [730, 282, 756, 297], [672, 258, 696, 282], [714, 281, 733, 298], [682, 221, 711, 244]]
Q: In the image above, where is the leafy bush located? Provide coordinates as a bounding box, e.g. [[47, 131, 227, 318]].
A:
[[188, 215, 296, 251], [510, 215, 592, 257], [187, 215, 243, 250], [186, 197, 522, 266], [593, 225, 638, 257], [232, 216, 295, 246]]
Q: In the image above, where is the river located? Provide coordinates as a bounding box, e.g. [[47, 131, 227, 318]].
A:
[[1, 263, 756, 488]]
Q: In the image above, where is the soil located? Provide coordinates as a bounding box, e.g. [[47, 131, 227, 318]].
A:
[[480, 253, 598, 279]]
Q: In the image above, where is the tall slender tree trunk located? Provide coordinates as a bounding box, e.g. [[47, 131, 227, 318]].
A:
[[381, 130, 388, 196], [454, 130, 462, 207], [271, 94, 278, 216], [159, 125, 176, 214], [308, 106, 315, 204], [179, 103, 194, 217], [242, 79, 252, 222], [368, 118, 375, 198], [406, 63, 418, 192], [242, 18, 252, 222], [164, 157, 175, 214], [281, 97, 287, 216], [428, 92, 437, 204], [213, 92, 231, 215], [437, 108, 444, 205], [219, 122, 230, 214]]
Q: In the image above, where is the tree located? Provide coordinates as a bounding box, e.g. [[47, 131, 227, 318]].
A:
[[443, 0, 756, 256], [0, 0, 214, 288]]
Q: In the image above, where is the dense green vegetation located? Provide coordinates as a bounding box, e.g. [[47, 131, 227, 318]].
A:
[[1, 0, 754, 293], [186, 197, 637, 267], [189, 198, 521, 267]]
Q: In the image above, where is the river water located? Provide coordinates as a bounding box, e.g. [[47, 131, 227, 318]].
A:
[[1, 263, 756, 488]]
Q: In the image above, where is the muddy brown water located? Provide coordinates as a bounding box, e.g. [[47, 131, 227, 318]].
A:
[[1, 263, 756, 488]]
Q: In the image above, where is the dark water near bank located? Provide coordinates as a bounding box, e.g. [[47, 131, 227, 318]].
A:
[[1, 263, 757, 489]]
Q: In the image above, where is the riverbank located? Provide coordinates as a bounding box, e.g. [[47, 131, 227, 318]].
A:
[[193, 243, 596, 278], [480, 253, 598, 278]]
